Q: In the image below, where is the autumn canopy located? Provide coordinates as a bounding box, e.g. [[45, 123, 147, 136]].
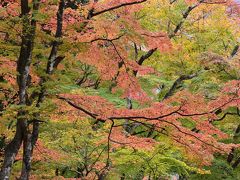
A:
[[0, 0, 240, 179]]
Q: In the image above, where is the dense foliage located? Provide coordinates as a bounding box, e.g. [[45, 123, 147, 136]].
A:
[[0, 0, 240, 179]]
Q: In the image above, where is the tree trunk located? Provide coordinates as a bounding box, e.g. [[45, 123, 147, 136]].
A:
[[163, 73, 198, 100], [0, 1, 39, 179], [232, 157, 240, 169], [20, 129, 32, 180], [0, 119, 25, 180], [19, 1, 40, 179], [20, 1, 64, 178], [47, 0, 64, 75], [228, 123, 240, 169], [227, 148, 235, 164], [123, 97, 133, 133]]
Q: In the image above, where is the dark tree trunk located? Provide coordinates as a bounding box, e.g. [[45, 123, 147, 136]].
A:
[[47, 0, 64, 75], [0, 119, 25, 180], [133, 48, 157, 76], [163, 73, 198, 100], [20, 1, 64, 179], [168, 0, 204, 38], [19, 1, 40, 179], [232, 157, 240, 169], [20, 129, 32, 180], [0, 1, 40, 179], [228, 124, 240, 169], [123, 97, 133, 133], [227, 148, 235, 164]]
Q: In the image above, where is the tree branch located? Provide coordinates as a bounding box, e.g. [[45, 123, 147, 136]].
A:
[[133, 48, 157, 76], [163, 73, 198, 100], [168, 0, 205, 38], [89, 0, 147, 18]]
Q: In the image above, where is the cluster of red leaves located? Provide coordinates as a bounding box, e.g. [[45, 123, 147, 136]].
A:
[[228, 2, 240, 23], [0, 57, 16, 86], [58, 80, 240, 165], [110, 127, 155, 150], [59, 80, 240, 121], [0, 57, 40, 87], [77, 42, 120, 80], [141, 31, 172, 51], [0, 0, 20, 18], [41, 5, 86, 35], [113, 71, 151, 102], [32, 141, 64, 162], [50, 99, 88, 122], [15, 140, 63, 162]]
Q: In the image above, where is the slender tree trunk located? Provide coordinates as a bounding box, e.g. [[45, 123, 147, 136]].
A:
[[18, 1, 40, 179], [163, 73, 198, 100], [227, 123, 240, 169], [20, 1, 64, 179], [123, 97, 132, 133], [232, 157, 240, 169], [20, 130, 32, 180], [0, 119, 25, 180], [47, 0, 64, 75], [227, 148, 235, 164], [19, 118, 40, 179]]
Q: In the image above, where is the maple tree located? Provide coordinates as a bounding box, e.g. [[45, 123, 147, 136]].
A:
[[0, 0, 240, 179]]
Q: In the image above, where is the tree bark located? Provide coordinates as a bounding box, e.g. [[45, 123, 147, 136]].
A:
[[0, 0, 39, 179], [20, 1, 64, 179], [232, 157, 240, 169], [168, 0, 204, 38], [0, 0, 40, 179], [47, 0, 64, 75], [133, 48, 157, 76], [0, 119, 25, 180], [18, 1, 40, 179], [228, 123, 240, 168], [163, 73, 198, 100], [227, 148, 235, 164]]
